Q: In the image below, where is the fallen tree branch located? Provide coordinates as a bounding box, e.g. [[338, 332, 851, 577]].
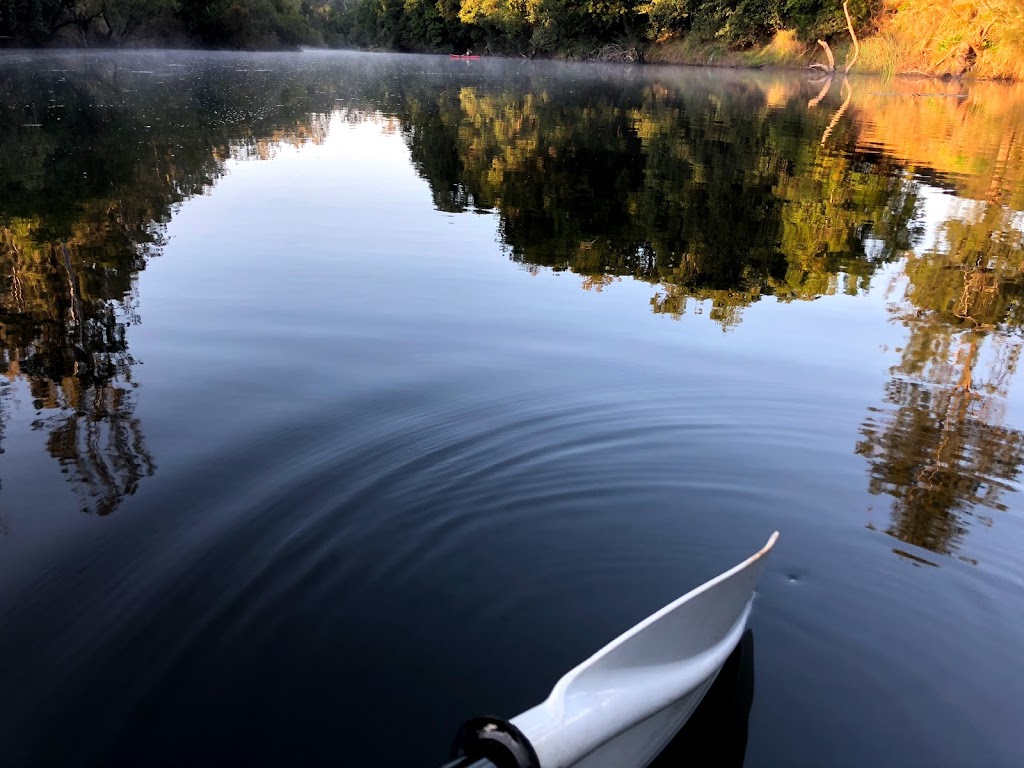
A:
[[588, 44, 639, 63], [817, 39, 835, 71]]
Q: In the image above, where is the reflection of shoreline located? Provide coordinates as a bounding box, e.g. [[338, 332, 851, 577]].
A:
[[383, 75, 1024, 565], [395, 77, 922, 329], [0, 382, 5, 535], [0, 56, 337, 517], [3, 55, 1023, 555], [858, 200, 1024, 564], [0, 222, 155, 515], [0, 267, 155, 516], [854, 78, 1024, 209], [390, 76, 1024, 565], [41, 380, 155, 516]]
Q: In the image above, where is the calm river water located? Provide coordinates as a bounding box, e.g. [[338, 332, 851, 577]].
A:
[[0, 51, 1022, 767]]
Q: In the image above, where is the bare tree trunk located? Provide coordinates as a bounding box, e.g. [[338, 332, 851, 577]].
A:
[[843, 0, 860, 74]]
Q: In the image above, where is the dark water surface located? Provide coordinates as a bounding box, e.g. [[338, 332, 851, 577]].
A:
[[1, 51, 1022, 767]]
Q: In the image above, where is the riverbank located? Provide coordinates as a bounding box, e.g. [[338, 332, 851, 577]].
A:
[[3, 0, 1020, 80], [647, 17, 1023, 82]]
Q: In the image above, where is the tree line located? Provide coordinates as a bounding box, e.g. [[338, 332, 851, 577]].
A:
[[0, 0, 877, 53], [0, 0, 322, 48], [5, 1, 1019, 81]]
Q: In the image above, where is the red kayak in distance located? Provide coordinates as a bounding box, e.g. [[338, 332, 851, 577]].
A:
[[449, 54, 481, 60]]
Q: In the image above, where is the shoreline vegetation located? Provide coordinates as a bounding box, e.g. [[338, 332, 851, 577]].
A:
[[1, 1, 1022, 81]]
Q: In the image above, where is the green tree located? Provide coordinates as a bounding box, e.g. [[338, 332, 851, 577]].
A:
[[99, 0, 180, 45]]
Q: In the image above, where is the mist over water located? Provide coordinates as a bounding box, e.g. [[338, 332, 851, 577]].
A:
[[1, 51, 1022, 767]]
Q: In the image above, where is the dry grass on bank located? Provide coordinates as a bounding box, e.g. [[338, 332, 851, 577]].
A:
[[647, 1, 1024, 80], [748, 30, 811, 68], [874, 0, 1024, 80], [645, 30, 813, 69], [646, 31, 830, 71], [644, 36, 745, 67]]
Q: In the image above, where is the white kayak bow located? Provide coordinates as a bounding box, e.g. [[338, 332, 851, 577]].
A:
[[447, 532, 779, 768]]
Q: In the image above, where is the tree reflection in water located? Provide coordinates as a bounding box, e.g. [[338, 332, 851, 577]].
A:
[[859, 202, 1024, 562], [1, 55, 1023, 563], [0, 55, 334, 515]]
